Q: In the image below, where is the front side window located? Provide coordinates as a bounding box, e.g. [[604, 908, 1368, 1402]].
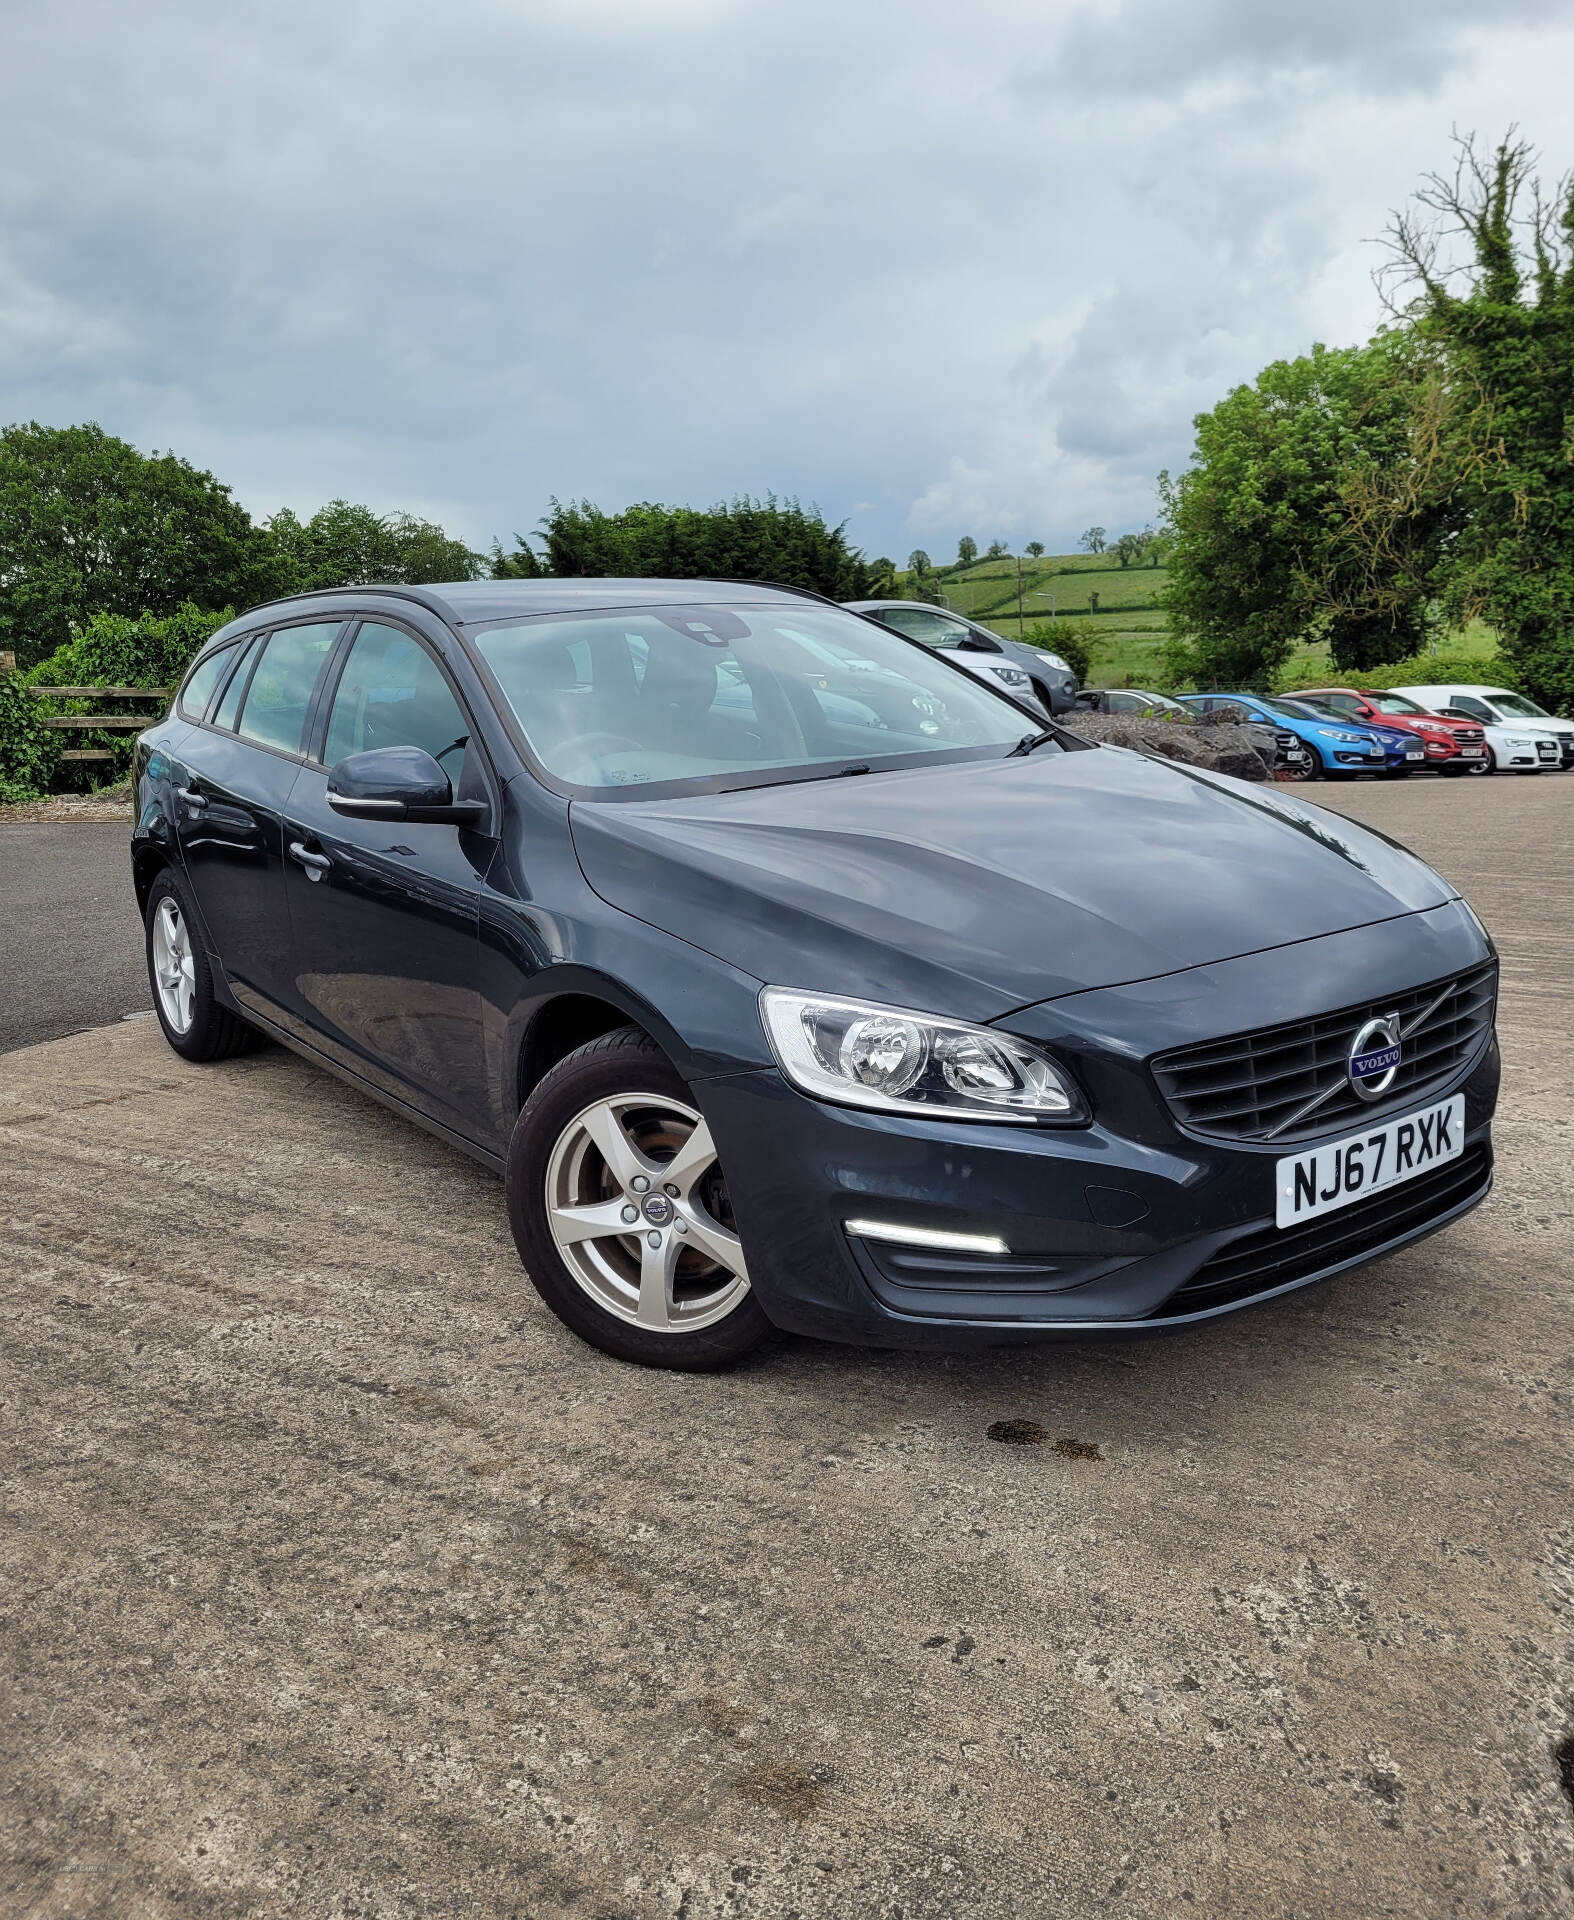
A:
[[235, 622, 341, 755], [1444, 695, 1493, 723], [876, 607, 980, 650], [178, 642, 239, 721], [472, 601, 1032, 797], [324, 623, 469, 773]]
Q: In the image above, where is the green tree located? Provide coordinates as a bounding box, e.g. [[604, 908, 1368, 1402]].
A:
[[986, 539, 1009, 559], [864, 556, 898, 599], [1025, 541, 1045, 558], [263, 500, 481, 594], [493, 496, 884, 599], [1384, 132, 1574, 709], [0, 422, 269, 670], [907, 549, 931, 577], [1111, 532, 1143, 569], [1079, 526, 1106, 554], [956, 536, 978, 567], [1158, 334, 1455, 687]]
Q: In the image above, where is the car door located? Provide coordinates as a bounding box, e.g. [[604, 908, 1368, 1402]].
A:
[[174, 619, 344, 1023], [280, 618, 495, 1141]]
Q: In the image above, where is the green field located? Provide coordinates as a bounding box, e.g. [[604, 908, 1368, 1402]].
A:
[[902, 554, 1501, 689]]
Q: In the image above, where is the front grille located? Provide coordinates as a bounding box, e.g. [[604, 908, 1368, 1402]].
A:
[[1162, 1142, 1491, 1314], [1449, 727, 1484, 744], [1150, 961, 1497, 1145]]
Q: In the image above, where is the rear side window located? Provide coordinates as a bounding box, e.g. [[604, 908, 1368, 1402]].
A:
[[212, 635, 260, 731], [235, 622, 341, 755], [177, 643, 238, 721], [322, 624, 469, 774]]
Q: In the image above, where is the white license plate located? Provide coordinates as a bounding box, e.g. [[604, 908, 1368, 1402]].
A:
[[1405, 750, 1424, 760], [1275, 1095, 1464, 1229], [1459, 747, 1484, 757]]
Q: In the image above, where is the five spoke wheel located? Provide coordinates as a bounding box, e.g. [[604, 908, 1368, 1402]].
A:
[[151, 896, 196, 1035], [545, 1093, 750, 1334]]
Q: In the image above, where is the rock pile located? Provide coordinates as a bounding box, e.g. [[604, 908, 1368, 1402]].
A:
[[1058, 707, 1273, 782]]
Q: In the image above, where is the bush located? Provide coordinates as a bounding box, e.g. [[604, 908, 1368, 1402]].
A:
[[45, 603, 234, 691], [1275, 649, 1515, 694], [1022, 619, 1098, 685], [0, 667, 61, 798]]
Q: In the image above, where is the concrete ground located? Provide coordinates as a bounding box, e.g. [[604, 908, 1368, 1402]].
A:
[[1, 775, 1571, 1919]]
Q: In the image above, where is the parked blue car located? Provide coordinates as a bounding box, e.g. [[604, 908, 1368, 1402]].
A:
[[1178, 694, 1416, 780]]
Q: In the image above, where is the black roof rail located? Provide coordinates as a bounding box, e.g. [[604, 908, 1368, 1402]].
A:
[[241, 583, 463, 622]]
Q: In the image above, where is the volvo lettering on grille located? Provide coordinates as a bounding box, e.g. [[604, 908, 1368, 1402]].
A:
[[1347, 1015, 1402, 1101]]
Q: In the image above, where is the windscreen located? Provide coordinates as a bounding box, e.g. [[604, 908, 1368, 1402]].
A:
[[471, 602, 1033, 794], [1486, 692, 1551, 719], [1368, 693, 1425, 715]]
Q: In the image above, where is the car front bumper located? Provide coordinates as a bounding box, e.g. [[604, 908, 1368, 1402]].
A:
[[699, 905, 1499, 1348]]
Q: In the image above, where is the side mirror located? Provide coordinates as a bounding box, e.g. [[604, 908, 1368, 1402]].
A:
[[327, 746, 488, 826]]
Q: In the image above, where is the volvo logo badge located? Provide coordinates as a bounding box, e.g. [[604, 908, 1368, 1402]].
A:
[[641, 1192, 674, 1226], [1348, 1015, 1402, 1101]]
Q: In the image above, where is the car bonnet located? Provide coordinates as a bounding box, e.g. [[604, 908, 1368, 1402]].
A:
[[564, 746, 1453, 1025]]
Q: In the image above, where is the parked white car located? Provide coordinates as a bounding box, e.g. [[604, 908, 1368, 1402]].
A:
[[1391, 684, 1571, 773]]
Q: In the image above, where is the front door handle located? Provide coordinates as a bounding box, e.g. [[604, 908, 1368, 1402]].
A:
[[288, 841, 332, 881], [177, 786, 207, 810]]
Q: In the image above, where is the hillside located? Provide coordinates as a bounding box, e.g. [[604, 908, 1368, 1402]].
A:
[[897, 553, 1501, 689]]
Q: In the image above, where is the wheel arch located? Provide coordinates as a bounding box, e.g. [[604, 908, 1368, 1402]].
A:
[[132, 838, 173, 917], [514, 977, 696, 1115]]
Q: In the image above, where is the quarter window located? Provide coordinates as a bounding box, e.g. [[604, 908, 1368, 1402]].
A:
[[324, 623, 469, 773], [178, 643, 239, 722], [212, 635, 260, 731], [234, 623, 341, 755]]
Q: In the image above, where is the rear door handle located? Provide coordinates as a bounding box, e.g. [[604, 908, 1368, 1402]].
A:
[[177, 787, 207, 810], [288, 841, 332, 880]]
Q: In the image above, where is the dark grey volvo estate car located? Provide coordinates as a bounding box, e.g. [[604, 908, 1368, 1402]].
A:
[[132, 579, 1499, 1369]]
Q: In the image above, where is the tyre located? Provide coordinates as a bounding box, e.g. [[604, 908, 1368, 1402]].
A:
[[1467, 748, 1494, 775], [144, 869, 263, 1062], [507, 1026, 771, 1370], [1285, 754, 1321, 782]]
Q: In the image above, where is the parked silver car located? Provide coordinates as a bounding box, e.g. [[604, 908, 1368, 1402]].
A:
[[844, 601, 1077, 713]]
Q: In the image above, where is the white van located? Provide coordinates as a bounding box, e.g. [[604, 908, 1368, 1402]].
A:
[[1391, 684, 1573, 773]]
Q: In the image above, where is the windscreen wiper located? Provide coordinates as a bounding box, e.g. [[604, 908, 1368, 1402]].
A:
[[1008, 729, 1057, 757], [720, 762, 872, 793]]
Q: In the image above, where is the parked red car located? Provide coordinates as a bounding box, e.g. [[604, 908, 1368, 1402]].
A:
[[1292, 688, 1489, 775]]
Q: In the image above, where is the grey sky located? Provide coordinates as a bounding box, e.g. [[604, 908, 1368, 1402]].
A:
[[2, 0, 1569, 564]]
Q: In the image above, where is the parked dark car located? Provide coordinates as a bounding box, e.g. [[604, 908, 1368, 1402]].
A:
[[1073, 687, 1189, 716], [844, 600, 1078, 712], [133, 580, 1499, 1370]]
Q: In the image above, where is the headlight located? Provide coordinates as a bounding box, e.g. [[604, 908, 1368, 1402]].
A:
[[759, 988, 1087, 1123], [1323, 729, 1368, 744], [1038, 652, 1069, 671], [992, 667, 1031, 687]]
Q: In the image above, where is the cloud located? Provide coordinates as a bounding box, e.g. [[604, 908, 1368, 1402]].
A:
[[1, 0, 1571, 561]]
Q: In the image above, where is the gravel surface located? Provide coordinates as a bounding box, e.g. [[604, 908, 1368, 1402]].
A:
[[1, 776, 1571, 1919]]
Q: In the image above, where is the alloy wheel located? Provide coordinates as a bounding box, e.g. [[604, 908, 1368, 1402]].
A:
[[544, 1093, 749, 1334], [151, 897, 196, 1034]]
